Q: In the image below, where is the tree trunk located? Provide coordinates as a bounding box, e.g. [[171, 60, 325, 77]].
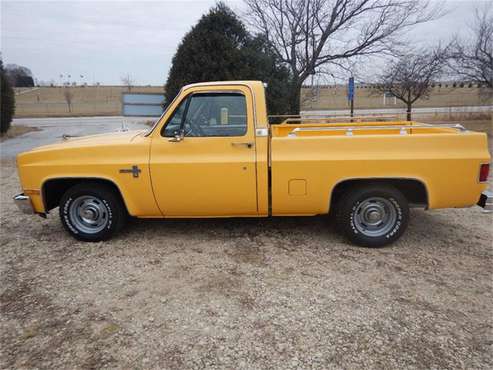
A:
[[287, 79, 302, 115], [406, 103, 412, 121]]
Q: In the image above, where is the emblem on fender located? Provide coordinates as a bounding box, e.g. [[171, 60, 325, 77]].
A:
[[119, 165, 141, 178]]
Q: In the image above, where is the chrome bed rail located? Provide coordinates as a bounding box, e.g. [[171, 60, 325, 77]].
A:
[[268, 114, 400, 124], [287, 123, 467, 137]]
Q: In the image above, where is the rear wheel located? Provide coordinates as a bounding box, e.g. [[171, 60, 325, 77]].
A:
[[59, 183, 127, 242], [335, 185, 409, 247]]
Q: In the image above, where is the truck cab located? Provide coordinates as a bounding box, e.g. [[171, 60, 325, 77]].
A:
[[148, 81, 270, 217]]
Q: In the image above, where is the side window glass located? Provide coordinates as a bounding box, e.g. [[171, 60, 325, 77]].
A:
[[184, 93, 247, 137], [163, 97, 188, 137]]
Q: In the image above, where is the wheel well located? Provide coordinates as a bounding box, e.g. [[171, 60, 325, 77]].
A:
[[330, 178, 428, 211], [42, 178, 126, 213]]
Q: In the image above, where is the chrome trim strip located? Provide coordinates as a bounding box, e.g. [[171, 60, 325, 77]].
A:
[[149, 83, 258, 137], [13, 193, 34, 214], [282, 115, 399, 123], [186, 90, 245, 95]]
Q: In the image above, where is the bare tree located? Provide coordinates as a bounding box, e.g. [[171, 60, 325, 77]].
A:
[[121, 74, 134, 92], [63, 88, 74, 113], [448, 7, 492, 93], [244, 0, 441, 113], [373, 47, 447, 121]]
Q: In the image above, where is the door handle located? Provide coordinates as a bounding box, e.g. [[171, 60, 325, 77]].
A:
[[231, 142, 254, 148]]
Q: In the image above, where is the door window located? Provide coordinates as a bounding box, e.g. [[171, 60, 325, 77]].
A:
[[163, 97, 188, 137], [163, 92, 247, 137]]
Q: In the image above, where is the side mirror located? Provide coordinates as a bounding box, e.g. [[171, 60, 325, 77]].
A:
[[168, 130, 184, 142]]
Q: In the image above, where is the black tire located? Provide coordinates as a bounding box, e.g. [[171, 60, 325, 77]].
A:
[[59, 182, 127, 242], [335, 184, 409, 248]]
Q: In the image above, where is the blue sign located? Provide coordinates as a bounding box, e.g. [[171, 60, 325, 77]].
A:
[[347, 77, 354, 101]]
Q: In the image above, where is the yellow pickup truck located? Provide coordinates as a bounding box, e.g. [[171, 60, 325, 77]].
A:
[[14, 81, 492, 247]]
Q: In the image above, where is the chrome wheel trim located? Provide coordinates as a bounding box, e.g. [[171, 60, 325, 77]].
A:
[[69, 195, 109, 234], [353, 197, 397, 237]]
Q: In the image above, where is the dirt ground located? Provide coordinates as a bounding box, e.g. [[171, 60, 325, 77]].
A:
[[1, 156, 492, 369]]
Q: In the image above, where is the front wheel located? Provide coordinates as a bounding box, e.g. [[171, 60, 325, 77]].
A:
[[59, 183, 127, 242], [335, 185, 409, 247]]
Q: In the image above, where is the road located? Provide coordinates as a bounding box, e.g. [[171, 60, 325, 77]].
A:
[[1, 116, 154, 158]]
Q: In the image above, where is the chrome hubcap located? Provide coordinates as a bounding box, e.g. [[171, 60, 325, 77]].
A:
[[353, 197, 397, 237], [69, 195, 109, 234]]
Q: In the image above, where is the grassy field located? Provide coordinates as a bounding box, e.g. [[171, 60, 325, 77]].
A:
[[14, 86, 164, 117], [301, 85, 491, 111], [13, 85, 492, 118]]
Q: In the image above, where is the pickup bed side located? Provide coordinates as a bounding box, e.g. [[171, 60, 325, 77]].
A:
[[270, 126, 490, 215]]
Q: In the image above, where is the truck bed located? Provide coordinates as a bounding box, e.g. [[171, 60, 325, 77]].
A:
[[269, 120, 490, 215]]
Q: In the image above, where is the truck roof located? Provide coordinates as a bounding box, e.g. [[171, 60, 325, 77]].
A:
[[181, 80, 264, 90]]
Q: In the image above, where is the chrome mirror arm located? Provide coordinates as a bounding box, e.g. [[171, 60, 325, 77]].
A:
[[168, 132, 184, 142]]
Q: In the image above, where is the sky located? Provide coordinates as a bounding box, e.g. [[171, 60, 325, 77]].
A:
[[1, 0, 491, 86]]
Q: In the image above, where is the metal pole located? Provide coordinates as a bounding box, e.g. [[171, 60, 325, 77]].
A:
[[350, 96, 354, 118], [348, 76, 355, 123]]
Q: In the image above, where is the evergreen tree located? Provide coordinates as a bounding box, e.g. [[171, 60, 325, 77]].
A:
[[5, 64, 35, 87], [165, 2, 290, 115], [1, 58, 16, 134]]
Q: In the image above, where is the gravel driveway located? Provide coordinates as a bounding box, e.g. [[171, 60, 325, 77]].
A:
[[1, 119, 492, 369]]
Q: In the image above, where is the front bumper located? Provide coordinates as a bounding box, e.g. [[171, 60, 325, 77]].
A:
[[477, 190, 493, 213], [13, 193, 35, 214]]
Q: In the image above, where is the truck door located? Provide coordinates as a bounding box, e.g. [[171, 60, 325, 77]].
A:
[[149, 88, 258, 216]]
